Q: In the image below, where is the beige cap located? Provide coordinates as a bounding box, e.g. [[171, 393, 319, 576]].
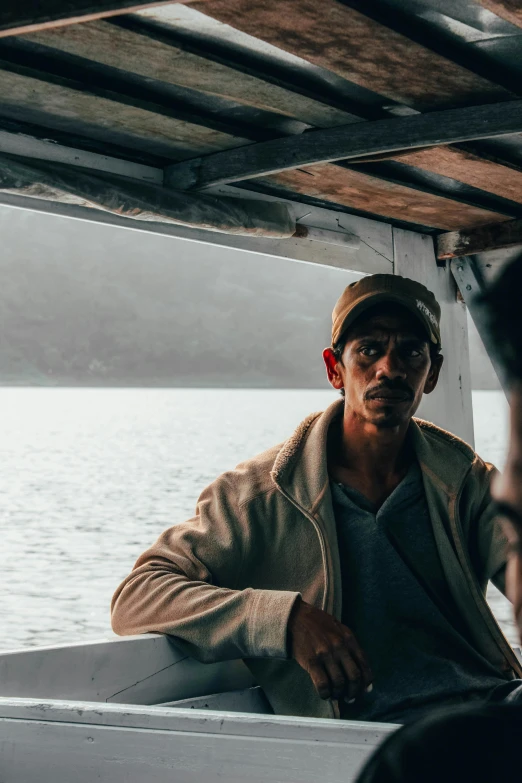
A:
[[332, 274, 441, 347]]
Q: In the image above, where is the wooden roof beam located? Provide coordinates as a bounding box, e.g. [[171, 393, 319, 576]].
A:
[[165, 99, 522, 191], [0, 1, 178, 38], [0, 151, 296, 237], [437, 218, 522, 260]]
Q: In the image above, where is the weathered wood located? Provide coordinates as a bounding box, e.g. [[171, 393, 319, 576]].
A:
[[0, 698, 396, 783], [165, 99, 522, 190], [337, 0, 522, 98], [0, 112, 167, 166], [348, 159, 522, 222], [13, 12, 522, 218], [0, 188, 394, 276], [293, 222, 360, 249], [399, 145, 522, 205], [475, 1, 522, 29], [22, 22, 356, 130], [175, 0, 522, 208], [261, 165, 509, 231], [0, 152, 296, 236], [393, 228, 474, 446], [0, 77, 517, 233], [437, 218, 522, 259], [0, 37, 277, 142], [8, 127, 484, 237], [0, 70, 249, 160], [129, 5, 384, 119], [0, 1, 177, 38], [187, 0, 508, 109], [0, 128, 163, 182], [0, 634, 255, 703]]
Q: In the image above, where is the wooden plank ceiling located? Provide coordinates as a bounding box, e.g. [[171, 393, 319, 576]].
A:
[[188, 0, 509, 108], [21, 23, 356, 129], [181, 0, 521, 228], [0, 0, 522, 232]]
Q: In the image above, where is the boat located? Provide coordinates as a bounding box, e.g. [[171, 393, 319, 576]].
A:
[[0, 634, 396, 781], [1, 0, 522, 779]]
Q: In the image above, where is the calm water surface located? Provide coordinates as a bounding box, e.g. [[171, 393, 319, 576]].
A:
[[0, 388, 515, 651]]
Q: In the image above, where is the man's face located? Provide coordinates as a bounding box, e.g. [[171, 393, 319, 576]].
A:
[[323, 304, 442, 429], [492, 384, 522, 643]]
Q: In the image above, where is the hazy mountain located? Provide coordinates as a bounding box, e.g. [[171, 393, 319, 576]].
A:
[[0, 206, 499, 390]]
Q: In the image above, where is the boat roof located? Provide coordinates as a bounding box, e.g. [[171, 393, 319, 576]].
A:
[[1, 1, 522, 257]]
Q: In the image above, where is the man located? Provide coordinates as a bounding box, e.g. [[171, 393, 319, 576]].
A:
[[355, 254, 522, 781], [111, 273, 521, 721]]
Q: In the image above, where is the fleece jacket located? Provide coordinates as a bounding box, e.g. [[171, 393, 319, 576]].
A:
[[111, 399, 522, 719]]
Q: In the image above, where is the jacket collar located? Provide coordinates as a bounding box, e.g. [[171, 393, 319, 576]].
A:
[[272, 398, 475, 510], [409, 417, 475, 497], [271, 398, 342, 514]]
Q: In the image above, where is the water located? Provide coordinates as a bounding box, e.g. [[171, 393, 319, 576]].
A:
[[0, 388, 515, 652]]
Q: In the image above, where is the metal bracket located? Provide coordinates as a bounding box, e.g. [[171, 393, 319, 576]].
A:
[[450, 257, 507, 395]]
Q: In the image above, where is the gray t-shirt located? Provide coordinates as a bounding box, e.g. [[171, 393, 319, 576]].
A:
[[332, 461, 506, 724]]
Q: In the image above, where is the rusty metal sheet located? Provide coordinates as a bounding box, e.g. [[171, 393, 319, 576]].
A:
[[261, 164, 510, 230], [0, 152, 295, 236], [21, 22, 356, 129], [0, 70, 251, 160], [397, 146, 522, 203], [189, 0, 511, 109]]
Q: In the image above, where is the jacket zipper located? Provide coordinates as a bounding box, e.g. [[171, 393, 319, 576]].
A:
[[275, 484, 331, 613], [275, 483, 338, 719]]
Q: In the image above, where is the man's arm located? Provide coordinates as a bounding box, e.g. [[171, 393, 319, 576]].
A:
[[469, 460, 509, 595], [111, 472, 300, 662], [112, 470, 372, 700]]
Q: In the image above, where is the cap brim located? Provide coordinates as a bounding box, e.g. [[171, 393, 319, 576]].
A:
[[335, 291, 440, 346]]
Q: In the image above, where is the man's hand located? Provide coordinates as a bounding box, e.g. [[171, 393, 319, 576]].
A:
[[288, 599, 373, 701]]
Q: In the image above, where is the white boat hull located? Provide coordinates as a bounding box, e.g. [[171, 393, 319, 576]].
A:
[[0, 699, 395, 782], [0, 635, 396, 782]]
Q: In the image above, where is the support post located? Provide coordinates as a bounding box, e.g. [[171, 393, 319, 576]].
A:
[[450, 257, 508, 394], [393, 228, 474, 446]]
